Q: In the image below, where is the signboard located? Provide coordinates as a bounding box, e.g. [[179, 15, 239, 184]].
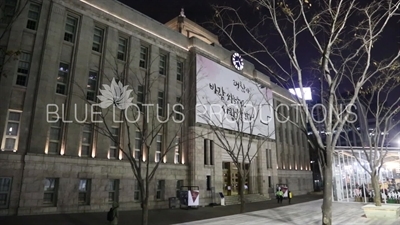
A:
[[196, 54, 275, 138], [180, 190, 199, 207]]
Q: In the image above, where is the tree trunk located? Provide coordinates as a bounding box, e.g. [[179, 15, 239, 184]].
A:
[[371, 173, 381, 206], [321, 149, 333, 225], [141, 198, 149, 225], [239, 174, 245, 213]]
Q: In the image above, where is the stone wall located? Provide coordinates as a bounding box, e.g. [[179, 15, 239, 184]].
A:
[[14, 154, 188, 215]]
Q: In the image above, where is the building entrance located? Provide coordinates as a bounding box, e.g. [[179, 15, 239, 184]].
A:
[[222, 162, 249, 196]]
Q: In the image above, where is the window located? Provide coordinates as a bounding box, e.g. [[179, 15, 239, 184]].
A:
[[86, 71, 98, 101], [0, 177, 12, 208], [266, 149, 272, 169], [26, 3, 41, 30], [134, 131, 141, 160], [156, 180, 165, 200], [2, 111, 21, 151], [64, 16, 78, 43], [177, 61, 183, 81], [155, 134, 162, 162], [174, 137, 181, 164], [81, 124, 93, 156], [204, 139, 208, 165], [139, 45, 148, 69], [43, 178, 58, 206], [16, 52, 31, 86], [159, 54, 167, 75], [109, 127, 119, 159], [206, 175, 211, 191], [136, 85, 144, 112], [92, 27, 104, 52], [157, 91, 164, 117], [48, 120, 62, 154], [175, 97, 183, 121], [134, 180, 140, 201], [78, 179, 91, 205], [117, 37, 127, 61], [176, 180, 183, 198], [268, 176, 272, 188], [56, 62, 69, 95], [209, 140, 214, 165], [2, 0, 16, 23], [108, 179, 119, 203], [203, 139, 213, 165]]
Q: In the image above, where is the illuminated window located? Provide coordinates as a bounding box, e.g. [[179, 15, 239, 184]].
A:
[[56, 62, 69, 95], [86, 71, 98, 101], [2, 111, 21, 151]]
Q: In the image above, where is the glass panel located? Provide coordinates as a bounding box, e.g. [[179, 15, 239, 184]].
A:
[[48, 142, 59, 153], [78, 193, 86, 203], [0, 194, 7, 206], [43, 193, 53, 203], [83, 124, 92, 132], [108, 192, 114, 202], [5, 138, 15, 150], [6, 122, 19, 136], [81, 145, 90, 155], [79, 180, 87, 191], [8, 112, 20, 121], [28, 11, 39, 20], [0, 178, 11, 191], [50, 127, 60, 140], [44, 178, 55, 191], [82, 132, 91, 143]]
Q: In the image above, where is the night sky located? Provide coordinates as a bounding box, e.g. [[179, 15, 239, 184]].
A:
[[119, 0, 400, 94]]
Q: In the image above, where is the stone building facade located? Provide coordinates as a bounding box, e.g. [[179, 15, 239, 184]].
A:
[[0, 0, 312, 216]]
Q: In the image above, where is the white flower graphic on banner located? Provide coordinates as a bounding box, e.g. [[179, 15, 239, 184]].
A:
[[97, 78, 134, 110]]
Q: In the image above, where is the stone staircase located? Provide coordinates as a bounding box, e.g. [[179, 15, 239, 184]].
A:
[[224, 194, 271, 205]]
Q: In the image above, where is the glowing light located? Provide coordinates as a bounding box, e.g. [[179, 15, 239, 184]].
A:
[[79, 0, 188, 51]]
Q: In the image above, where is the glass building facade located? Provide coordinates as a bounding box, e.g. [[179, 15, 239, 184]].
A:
[[332, 149, 399, 202]]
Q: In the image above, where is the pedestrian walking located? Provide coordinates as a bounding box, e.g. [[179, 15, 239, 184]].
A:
[[288, 191, 293, 204], [276, 189, 283, 203], [107, 202, 119, 225]]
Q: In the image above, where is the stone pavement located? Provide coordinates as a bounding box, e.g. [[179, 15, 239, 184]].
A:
[[0, 194, 321, 225], [174, 200, 400, 225]]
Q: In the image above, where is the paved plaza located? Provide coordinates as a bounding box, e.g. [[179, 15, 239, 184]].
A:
[[174, 200, 400, 225], [1, 195, 399, 225]]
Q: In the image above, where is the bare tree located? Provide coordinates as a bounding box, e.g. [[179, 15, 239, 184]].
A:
[[341, 67, 400, 206], [0, 0, 29, 80], [212, 0, 400, 224], [197, 76, 274, 213], [75, 53, 194, 225]]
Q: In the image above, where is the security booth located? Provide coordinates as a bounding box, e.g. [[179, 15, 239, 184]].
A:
[[179, 186, 200, 209]]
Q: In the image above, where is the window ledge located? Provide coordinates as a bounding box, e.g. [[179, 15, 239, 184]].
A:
[[55, 93, 67, 97], [24, 28, 37, 34], [63, 41, 74, 46], [91, 51, 102, 56], [12, 85, 27, 90]]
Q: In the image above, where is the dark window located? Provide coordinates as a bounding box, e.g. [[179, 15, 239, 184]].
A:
[[26, 3, 41, 30], [64, 16, 77, 42], [206, 175, 211, 191], [209, 140, 214, 165]]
